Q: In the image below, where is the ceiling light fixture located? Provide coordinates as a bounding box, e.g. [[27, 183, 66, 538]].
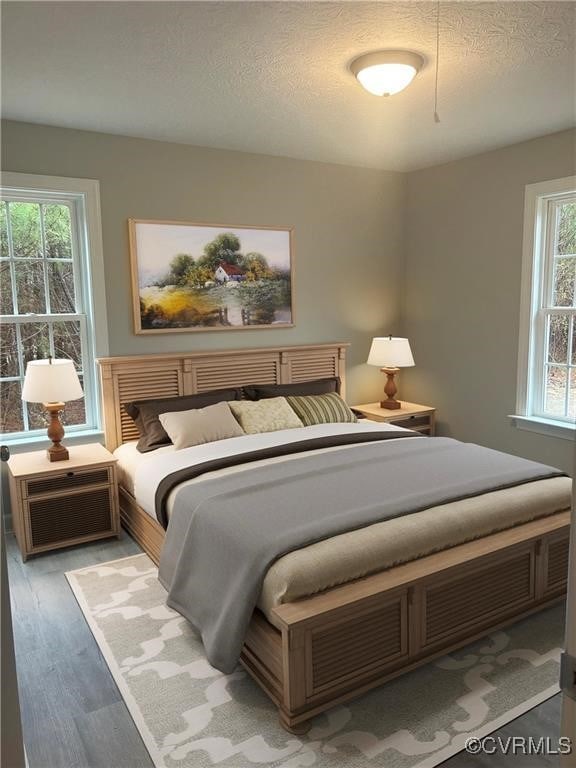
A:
[[350, 50, 424, 97]]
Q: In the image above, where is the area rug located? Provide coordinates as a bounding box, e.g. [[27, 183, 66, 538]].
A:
[[66, 553, 564, 768]]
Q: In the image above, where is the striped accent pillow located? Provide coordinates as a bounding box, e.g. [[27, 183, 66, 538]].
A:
[[286, 392, 358, 426]]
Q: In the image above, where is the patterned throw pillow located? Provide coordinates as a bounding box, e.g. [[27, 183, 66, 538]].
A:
[[228, 397, 303, 434], [286, 392, 358, 427]]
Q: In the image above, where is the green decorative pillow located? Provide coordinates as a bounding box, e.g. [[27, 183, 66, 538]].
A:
[[286, 392, 358, 427], [228, 397, 303, 434]]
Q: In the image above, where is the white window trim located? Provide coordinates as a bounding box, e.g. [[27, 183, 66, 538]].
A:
[[0, 171, 109, 447], [511, 175, 576, 439]]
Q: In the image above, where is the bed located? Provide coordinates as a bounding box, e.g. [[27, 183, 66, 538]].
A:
[[98, 343, 571, 733]]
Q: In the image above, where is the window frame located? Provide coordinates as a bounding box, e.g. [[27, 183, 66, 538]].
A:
[[0, 172, 108, 445], [513, 175, 576, 439]]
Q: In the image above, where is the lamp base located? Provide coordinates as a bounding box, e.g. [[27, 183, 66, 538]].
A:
[[380, 367, 402, 411], [379, 399, 401, 410], [47, 444, 69, 462], [43, 401, 69, 462]]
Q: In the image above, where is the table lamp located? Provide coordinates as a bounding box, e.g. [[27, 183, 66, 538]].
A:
[[21, 357, 84, 461], [367, 336, 415, 410]]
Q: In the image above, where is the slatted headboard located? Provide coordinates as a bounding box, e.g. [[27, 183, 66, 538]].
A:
[[97, 343, 349, 451]]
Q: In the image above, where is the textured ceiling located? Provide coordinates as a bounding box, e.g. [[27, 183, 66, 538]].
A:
[[2, 1, 575, 171]]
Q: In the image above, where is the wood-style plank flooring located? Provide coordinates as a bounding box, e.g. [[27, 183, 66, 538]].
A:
[[6, 532, 563, 768]]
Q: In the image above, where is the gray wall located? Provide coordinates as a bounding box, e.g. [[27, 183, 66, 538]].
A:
[[402, 129, 576, 473], [1, 120, 406, 404], [2, 120, 575, 472]]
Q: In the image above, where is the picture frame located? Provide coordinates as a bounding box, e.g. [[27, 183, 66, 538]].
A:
[[128, 219, 294, 334]]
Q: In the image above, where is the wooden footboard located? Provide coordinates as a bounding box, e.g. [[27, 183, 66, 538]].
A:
[[242, 511, 570, 732], [119, 489, 570, 732]]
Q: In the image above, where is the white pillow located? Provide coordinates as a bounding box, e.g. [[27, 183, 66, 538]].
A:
[[158, 401, 244, 450]]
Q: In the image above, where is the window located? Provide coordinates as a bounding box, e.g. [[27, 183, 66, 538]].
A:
[[516, 176, 576, 437], [0, 174, 107, 441]]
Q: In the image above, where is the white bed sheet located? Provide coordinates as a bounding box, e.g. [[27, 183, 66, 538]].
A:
[[114, 421, 412, 517], [114, 441, 175, 495]]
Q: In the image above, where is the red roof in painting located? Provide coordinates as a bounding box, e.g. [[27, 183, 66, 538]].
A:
[[218, 262, 245, 276]]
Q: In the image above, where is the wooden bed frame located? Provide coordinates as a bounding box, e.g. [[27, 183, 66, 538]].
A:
[[97, 343, 571, 733]]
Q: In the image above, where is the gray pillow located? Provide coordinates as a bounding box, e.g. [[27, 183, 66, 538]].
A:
[[243, 377, 340, 401], [158, 401, 245, 450], [124, 387, 243, 452]]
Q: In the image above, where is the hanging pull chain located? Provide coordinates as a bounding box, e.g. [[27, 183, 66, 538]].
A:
[[434, 0, 441, 123]]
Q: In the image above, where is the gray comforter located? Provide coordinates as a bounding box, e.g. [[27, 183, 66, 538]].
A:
[[158, 436, 563, 673]]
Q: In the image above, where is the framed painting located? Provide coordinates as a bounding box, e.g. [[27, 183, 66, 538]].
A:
[[128, 219, 294, 334]]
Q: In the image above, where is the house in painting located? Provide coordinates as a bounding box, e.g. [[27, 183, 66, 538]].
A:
[[214, 262, 246, 284]]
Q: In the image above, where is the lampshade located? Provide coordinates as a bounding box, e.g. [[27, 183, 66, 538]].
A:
[[350, 50, 424, 96], [367, 337, 415, 368], [22, 359, 83, 403]]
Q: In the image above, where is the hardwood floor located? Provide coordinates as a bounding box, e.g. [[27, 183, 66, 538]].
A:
[[6, 532, 562, 768], [7, 532, 154, 768]]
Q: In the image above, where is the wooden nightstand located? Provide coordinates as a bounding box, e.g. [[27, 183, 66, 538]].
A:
[[7, 443, 120, 561], [352, 402, 436, 435]]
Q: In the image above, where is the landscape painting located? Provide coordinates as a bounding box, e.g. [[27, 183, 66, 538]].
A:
[[129, 219, 294, 333]]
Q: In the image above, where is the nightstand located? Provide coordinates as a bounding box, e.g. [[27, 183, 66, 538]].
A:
[[352, 402, 436, 435], [7, 443, 120, 561]]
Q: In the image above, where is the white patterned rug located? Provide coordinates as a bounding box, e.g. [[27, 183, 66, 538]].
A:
[[66, 553, 564, 768]]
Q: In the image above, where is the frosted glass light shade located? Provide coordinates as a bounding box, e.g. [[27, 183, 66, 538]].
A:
[[22, 359, 83, 403], [367, 337, 415, 368], [350, 50, 424, 96]]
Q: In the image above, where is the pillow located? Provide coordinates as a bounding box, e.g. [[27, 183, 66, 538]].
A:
[[243, 377, 340, 401], [286, 392, 358, 427], [228, 397, 303, 435], [158, 401, 245, 450], [124, 387, 243, 453]]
